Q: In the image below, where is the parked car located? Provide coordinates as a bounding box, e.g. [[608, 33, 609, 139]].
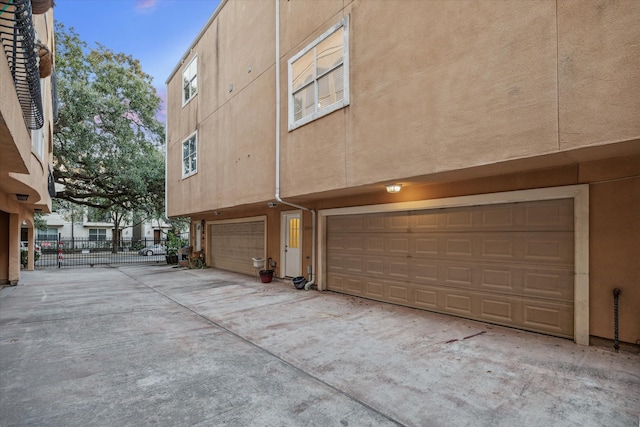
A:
[[21, 241, 42, 255], [138, 244, 166, 256]]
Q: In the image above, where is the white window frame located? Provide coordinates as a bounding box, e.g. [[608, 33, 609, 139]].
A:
[[89, 229, 107, 241], [37, 227, 58, 241], [288, 16, 350, 131], [182, 131, 198, 178], [182, 55, 198, 106]]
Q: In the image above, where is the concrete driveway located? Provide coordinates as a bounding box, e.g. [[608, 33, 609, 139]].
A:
[[1, 265, 638, 426]]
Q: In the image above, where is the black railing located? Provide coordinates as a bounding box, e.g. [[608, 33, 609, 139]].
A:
[[34, 236, 188, 269], [0, 0, 44, 130]]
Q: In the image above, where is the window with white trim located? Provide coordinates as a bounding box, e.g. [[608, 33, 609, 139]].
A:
[[288, 16, 349, 130], [89, 229, 107, 241], [182, 56, 198, 105], [37, 227, 58, 240], [182, 132, 197, 178]]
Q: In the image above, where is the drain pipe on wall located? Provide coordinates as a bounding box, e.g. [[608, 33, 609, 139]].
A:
[[274, 0, 316, 290]]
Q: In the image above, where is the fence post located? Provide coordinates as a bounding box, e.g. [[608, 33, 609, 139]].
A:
[[57, 232, 62, 268]]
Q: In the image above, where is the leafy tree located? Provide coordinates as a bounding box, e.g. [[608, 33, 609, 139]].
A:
[[53, 23, 166, 252]]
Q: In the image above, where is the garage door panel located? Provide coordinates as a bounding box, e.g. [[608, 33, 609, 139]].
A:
[[415, 289, 438, 309], [389, 285, 410, 304], [367, 281, 384, 298], [481, 298, 514, 323], [326, 199, 575, 338], [345, 278, 365, 294], [523, 302, 574, 337], [523, 269, 573, 299]]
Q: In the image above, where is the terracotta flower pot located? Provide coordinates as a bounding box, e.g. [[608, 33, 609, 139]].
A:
[[37, 44, 52, 78], [32, 0, 54, 14]]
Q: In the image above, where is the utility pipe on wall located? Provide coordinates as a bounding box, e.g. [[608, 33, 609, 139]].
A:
[[274, 0, 316, 290]]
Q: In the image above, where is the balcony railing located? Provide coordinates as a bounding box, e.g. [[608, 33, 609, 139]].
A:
[[0, 0, 44, 130]]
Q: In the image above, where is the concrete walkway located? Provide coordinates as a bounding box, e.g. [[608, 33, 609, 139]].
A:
[[1, 265, 638, 427]]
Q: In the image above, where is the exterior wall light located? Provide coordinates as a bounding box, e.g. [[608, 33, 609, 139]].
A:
[[213, 211, 221, 216], [385, 184, 402, 193], [16, 194, 29, 201]]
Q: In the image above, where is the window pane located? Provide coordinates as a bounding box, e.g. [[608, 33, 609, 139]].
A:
[[183, 81, 190, 103], [292, 50, 314, 92], [317, 27, 343, 76], [293, 84, 315, 121], [190, 155, 197, 173], [317, 65, 344, 110], [183, 157, 190, 175], [190, 58, 197, 78], [288, 218, 300, 249], [190, 76, 197, 97], [183, 58, 197, 102]]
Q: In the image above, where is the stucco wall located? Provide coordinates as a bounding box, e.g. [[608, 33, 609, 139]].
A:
[[589, 176, 640, 344], [168, 0, 640, 215], [558, 0, 640, 149], [166, 1, 276, 217]]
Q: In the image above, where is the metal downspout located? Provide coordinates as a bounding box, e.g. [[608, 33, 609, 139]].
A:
[[275, 0, 316, 290]]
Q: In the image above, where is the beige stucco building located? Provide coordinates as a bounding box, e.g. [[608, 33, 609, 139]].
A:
[[166, 0, 640, 348], [0, 1, 55, 284]]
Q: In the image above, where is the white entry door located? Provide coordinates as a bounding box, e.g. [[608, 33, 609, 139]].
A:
[[282, 212, 301, 277]]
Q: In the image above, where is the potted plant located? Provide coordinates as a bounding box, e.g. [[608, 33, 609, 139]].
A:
[[164, 233, 183, 265], [259, 269, 274, 283], [37, 43, 52, 78], [32, 0, 55, 14]]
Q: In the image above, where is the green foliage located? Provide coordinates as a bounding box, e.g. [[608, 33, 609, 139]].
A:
[[165, 232, 186, 256], [33, 212, 48, 231], [20, 249, 40, 268], [53, 23, 166, 219]]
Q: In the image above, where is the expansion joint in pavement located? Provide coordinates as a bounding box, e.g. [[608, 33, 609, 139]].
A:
[[119, 270, 407, 427]]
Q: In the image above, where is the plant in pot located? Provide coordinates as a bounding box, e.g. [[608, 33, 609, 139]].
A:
[[164, 233, 183, 265], [32, 0, 55, 14], [259, 269, 274, 283]]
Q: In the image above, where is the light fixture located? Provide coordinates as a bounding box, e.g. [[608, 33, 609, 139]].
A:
[[213, 211, 221, 216], [34, 209, 42, 213], [16, 194, 29, 201], [385, 184, 402, 193], [267, 202, 278, 208]]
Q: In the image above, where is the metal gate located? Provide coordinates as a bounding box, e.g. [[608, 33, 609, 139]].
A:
[[32, 236, 187, 269]]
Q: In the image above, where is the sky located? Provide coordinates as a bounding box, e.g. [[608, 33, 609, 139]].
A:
[[54, 0, 222, 122]]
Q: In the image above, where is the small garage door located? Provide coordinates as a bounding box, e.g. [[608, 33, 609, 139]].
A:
[[209, 220, 265, 276], [326, 199, 574, 338]]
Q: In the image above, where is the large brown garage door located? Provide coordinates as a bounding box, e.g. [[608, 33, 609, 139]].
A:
[[326, 199, 575, 338], [209, 220, 265, 276]]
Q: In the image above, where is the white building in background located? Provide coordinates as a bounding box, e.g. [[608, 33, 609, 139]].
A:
[[29, 211, 172, 250]]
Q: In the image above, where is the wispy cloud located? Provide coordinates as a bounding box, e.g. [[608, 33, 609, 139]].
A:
[[135, 0, 158, 14]]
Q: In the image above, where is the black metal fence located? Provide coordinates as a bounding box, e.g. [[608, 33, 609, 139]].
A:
[[33, 235, 188, 269]]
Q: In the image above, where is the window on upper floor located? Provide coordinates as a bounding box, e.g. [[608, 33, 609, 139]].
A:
[[182, 132, 197, 178], [288, 16, 349, 131], [87, 208, 111, 223], [182, 56, 198, 106]]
